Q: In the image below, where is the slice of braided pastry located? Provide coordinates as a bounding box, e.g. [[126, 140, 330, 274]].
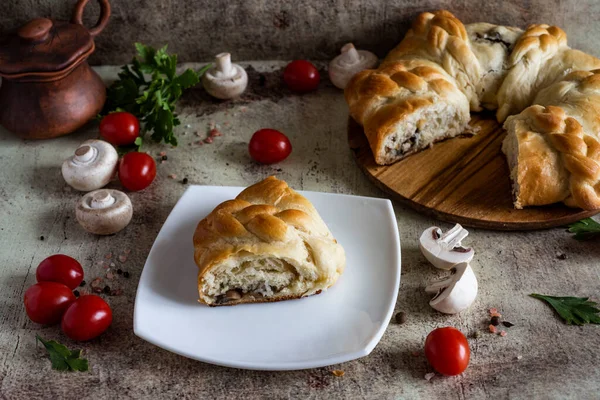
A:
[[503, 104, 600, 210], [345, 59, 469, 165], [193, 176, 346, 306]]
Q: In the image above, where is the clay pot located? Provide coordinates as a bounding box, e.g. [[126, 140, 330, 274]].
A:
[[0, 0, 111, 139]]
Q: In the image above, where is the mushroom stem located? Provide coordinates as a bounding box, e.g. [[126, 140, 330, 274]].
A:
[[91, 190, 116, 209], [73, 145, 96, 164], [341, 43, 360, 64], [215, 52, 233, 76], [440, 224, 469, 250]]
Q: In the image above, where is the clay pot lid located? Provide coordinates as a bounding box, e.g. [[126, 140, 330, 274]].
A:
[[0, 0, 110, 79], [0, 18, 93, 78]]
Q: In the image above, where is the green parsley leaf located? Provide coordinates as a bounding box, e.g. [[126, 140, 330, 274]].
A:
[[530, 294, 600, 325], [36, 335, 89, 372], [567, 218, 600, 240], [102, 43, 209, 147]]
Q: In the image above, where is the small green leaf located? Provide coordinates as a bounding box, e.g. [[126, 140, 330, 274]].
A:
[[134, 136, 143, 151], [176, 69, 200, 89], [567, 218, 600, 240], [36, 335, 89, 372], [530, 294, 600, 325]]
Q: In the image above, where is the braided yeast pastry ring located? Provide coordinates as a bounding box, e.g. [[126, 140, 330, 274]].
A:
[[193, 177, 346, 306]]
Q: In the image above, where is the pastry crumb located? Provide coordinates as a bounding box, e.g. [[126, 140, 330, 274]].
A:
[[332, 370, 344, 377]]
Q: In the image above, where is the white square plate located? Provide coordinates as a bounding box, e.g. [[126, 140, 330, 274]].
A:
[[133, 186, 401, 370]]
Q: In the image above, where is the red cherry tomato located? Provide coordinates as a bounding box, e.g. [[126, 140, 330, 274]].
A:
[[118, 152, 156, 191], [99, 112, 140, 146], [24, 282, 76, 325], [424, 327, 470, 376], [249, 129, 292, 164], [36, 254, 83, 290], [61, 295, 112, 341], [283, 60, 320, 92]]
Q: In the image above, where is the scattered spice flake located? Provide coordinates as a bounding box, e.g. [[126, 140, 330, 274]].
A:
[[490, 316, 500, 326], [90, 277, 103, 288], [105, 253, 112, 259], [159, 151, 167, 157], [168, 174, 178, 179], [96, 260, 104, 266], [240, 106, 248, 113], [489, 308, 498, 315], [209, 121, 215, 129], [489, 324, 497, 334], [499, 330, 507, 337], [412, 351, 420, 357], [124, 249, 131, 254], [195, 141, 204, 146], [118, 255, 127, 263], [332, 370, 345, 377], [161, 160, 166, 164], [110, 262, 116, 268], [203, 137, 214, 144], [194, 131, 201, 137], [110, 289, 123, 296], [92, 287, 103, 294], [79, 289, 89, 296], [491, 312, 502, 318], [106, 272, 115, 280], [209, 128, 222, 137], [424, 372, 435, 381]]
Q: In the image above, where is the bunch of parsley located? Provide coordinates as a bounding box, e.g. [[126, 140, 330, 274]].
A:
[[102, 43, 210, 147]]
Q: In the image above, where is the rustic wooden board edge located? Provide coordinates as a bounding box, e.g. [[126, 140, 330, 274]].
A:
[[347, 116, 599, 231]]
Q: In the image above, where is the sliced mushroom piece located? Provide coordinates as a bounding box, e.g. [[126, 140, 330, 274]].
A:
[[62, 140, 118, 191], [202, 52, 248, 99], [419, 224, 474, 270], [76, 189, 133, 235], [425, 262, 478, 314], [328, 43, 378, 89]]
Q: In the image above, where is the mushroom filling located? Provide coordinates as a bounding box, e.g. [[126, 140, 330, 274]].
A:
[[202, 258, 306, 304], [474, 31, 513, 50]]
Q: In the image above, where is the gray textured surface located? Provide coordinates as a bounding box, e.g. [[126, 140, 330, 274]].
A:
[[0, 63, 599, 399], [0, 0, 599, 64]]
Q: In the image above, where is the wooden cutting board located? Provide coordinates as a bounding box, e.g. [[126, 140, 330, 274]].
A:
[[347, 113, 599, 230]]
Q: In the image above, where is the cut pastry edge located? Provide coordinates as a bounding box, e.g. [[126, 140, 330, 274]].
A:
[[198, 255, 338, 306], [366, 100, 470, 165]]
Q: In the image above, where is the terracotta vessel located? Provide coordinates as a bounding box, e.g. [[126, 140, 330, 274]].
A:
[[0, 0, 111, 139]]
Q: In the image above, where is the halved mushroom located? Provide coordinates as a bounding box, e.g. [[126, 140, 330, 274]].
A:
[[62, 140, 118, 191], [419, 224, 474, 270], [76, 189, 133, 235], [425, 262, 478, 314], [202, 52, 248, 99], [328, 43, 378, 89]]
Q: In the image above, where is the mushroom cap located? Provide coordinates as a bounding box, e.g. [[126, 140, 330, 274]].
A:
[[419, 226, 474, 270], [202, 54, 248, 99], [76, 189, 133, 235], [61, 140, 118, 191], [426, 263, 478, 314], [328, 44, 378, 89]]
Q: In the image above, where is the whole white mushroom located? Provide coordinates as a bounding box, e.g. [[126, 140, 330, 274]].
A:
[[328, 43, 378, 89], [61, 140, 118, 191], [202, 53, 248, 99], [76, 189, 133, 235]]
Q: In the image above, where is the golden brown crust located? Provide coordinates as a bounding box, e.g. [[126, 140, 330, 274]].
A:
[[505, 105, 600, 210], [193, 176, 345, 306], [345, 59, 469, 164], [346, 9, 600, 209]]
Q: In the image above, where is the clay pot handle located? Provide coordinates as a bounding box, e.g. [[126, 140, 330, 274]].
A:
[[71, 0, 111, 38]]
